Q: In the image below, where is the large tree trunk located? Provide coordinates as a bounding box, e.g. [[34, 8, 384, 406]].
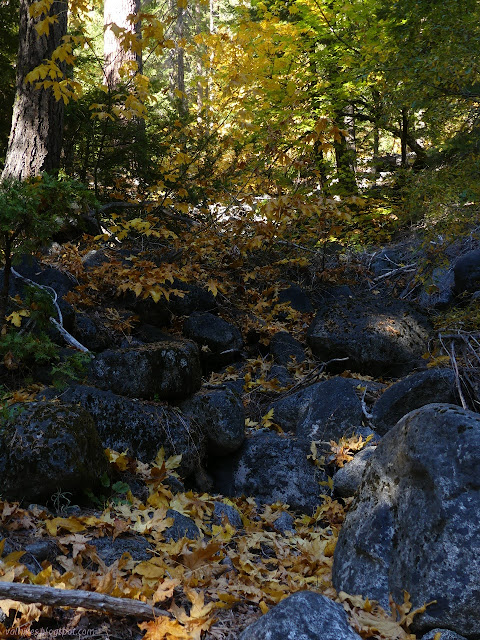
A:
[[2, 0, 67, 180], [104, 0, 142, 89]]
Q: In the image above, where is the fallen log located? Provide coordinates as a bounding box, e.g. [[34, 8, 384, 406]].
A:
[[0, 582, 171, 621]]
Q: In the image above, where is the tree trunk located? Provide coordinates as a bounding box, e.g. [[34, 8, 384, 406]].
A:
[[333, 111, 358, 195], [104, 0, 142, 89], [401, 108, 408, 168], [2, 0, 67, 180]]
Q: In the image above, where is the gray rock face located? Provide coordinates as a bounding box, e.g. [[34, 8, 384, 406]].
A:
[[333, 446, 376, 498], [277, 284, 313, 313], [180, 388, 245, 455], [332, 404, 480, 638], [213, 501, 243, 529], [40, 385, 205, 475], [271, 377, 363, 443], [307, 294, 431, 377], [269, 331, 306, 366], [0, 401, 109, 502], [454, 248, 480, 294], [372, 368, 459, 435], [164, 509, 200, 541], [422, 632, 468, 640], [238, 591, 362, 640], [91, 535, 151, 565], [167, 280, 217, 316], [183, 312, 243, 368], [418, 267, 455, 310], [210, 431, 326, 514], [88, 340, 201, 401]]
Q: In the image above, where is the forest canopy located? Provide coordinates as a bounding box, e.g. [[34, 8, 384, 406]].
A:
[[0, 0, 479, 209]]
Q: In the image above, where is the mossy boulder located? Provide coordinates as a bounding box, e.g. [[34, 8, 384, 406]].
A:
[[88, 340, 201, 401], [0, 401, 109, 503]]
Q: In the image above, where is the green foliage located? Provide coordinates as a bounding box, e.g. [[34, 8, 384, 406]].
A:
[[0, 174, 96, 262], [85, 473, 132, 507], [0, 387, 24, 430], [397, 155, 480, 235], [50, 352, 93, 389]]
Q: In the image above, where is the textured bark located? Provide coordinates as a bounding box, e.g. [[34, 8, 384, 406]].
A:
[[0, 581, 170, 620], [2, 0, 67, 180], [104, 0, 142, 89]]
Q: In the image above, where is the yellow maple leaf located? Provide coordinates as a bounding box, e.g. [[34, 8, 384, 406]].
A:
[[6, 310, 30, 327]]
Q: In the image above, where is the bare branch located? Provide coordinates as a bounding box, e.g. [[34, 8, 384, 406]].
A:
[[0, 582, 171, 621]]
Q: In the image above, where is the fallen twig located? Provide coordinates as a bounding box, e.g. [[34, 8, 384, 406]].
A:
[[374, 264, 416, 281], [0, 582, 171, 621], [438, 333, 468, 410], [11, 268, 90, 354], [275, 357, 349, 401]]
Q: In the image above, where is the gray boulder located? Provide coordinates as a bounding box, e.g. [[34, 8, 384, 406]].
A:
[[179, 387, 245, 455], [372, 368, 459, 435], [40, 385, 205, 476], [239, 591, 362, 640], [88, 340, 201, 400], [307, 294, 431, 377], [269, 331, 306, 366], [167, 280, 217, 316], [271, 377, 363, 443], [332, 404, 480, 638], [454, 248, 480, 294], [271, 510, 295, 534], [0, 401, 109, 502], [422, 632, 468, 640], [333, 446, 376, 498], [213, 501, 243, 529], [418, 267, 455, 310], [164, 509, 200, 541], [91, 535, 151, 565], [277, 284, 313, 313], [183, 312, 243, 369], [209, 431, 326, 514]]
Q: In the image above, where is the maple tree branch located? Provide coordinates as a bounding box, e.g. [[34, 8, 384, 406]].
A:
[[0, 582, 171, 621]]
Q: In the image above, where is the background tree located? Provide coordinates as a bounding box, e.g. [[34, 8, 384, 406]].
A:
[[2, 0, 67, 180], [104, 0, 142, 89]]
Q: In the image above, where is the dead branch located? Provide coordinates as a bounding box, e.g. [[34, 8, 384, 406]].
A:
[[0, 582, 171, 621], [438, 333, 468, 410], [374, 264, 416, 281], [11, 268, 90, 354]]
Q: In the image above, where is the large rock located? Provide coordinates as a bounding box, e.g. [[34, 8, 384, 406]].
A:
[[277, 284, 313, 313], [0, 401, 109, 502], [333, 446, 376, 498], [332, 404, 480, 638], [39, 385, 206, 476], [209, 431, 326, 514], [269, 331, 306, 367], [421, 632, 468, 640], [372, 368, 459, 435], [239, 591, 362, 640], [183, 312, 243, 369], [307, 293, 431, 377], [418, 267, 455, 310], [179, 388, 245, 455], [167, 280, 217, 316], [454, 248, 480, 294], [88, 340, 201, 401], [270, 377, 363, 443]]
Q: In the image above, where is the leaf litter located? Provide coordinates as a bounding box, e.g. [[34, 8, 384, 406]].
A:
[[0, 446, 426, 639]]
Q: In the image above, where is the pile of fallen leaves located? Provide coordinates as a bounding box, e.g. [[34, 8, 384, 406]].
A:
[[0, 447, 425, 639]]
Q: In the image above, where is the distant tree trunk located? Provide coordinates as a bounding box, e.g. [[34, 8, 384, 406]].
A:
[[333, 111, 358, 195], [104, 0, 142, 89], [2, 0, 67, 180], [401, 108, 408, 168]]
